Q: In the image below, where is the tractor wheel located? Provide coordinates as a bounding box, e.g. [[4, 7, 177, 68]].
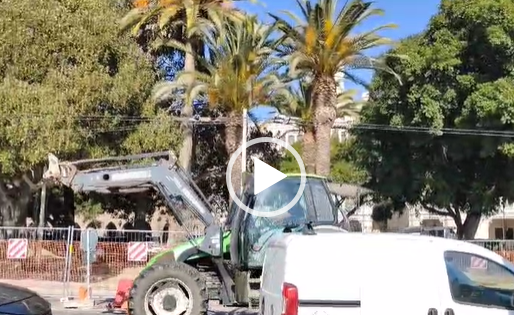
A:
[[129, 261, 208, 315]]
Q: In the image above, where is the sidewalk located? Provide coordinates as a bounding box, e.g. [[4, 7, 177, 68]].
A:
[[0, 279, 116, 300]]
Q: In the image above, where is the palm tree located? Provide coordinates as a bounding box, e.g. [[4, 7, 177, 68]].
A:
[[153, 15, 294, 193], [271, 0, 400, 176], [279, 81, 363, 173], [120, 0, 244, 173]]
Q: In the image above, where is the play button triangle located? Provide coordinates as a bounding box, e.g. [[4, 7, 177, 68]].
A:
[[252, 157, 287, 194]]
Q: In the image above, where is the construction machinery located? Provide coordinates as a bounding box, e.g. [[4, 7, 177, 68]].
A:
[[43, 151, 348, 315]]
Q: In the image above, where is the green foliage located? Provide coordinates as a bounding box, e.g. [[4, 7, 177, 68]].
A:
[[280, 139, 368, 184], [0, 0, 183, 225], [153, 15, 293, 114], [354, 0, 514, 238], [279, 142, 303, 174], [271, 0, 399, 81], [330, 139, 369, 185], [0, 0, 181, 177], [120, 0, 246, 56]]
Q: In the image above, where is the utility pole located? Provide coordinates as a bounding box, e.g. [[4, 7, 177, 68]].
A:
[[38, 183, 47, 239], [502, 197, 506, 240], [241, 108, 247, 195], [242, 76, 254, 194]]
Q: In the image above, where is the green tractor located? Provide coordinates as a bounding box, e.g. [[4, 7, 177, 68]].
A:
[[43, 151, 353, 315]]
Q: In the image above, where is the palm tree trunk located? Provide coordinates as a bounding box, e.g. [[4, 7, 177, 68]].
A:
[[301, 128, 316, 173], [178, 42, 195, 173], [225, 111, 243, 197], [312, 75, 337, 176]]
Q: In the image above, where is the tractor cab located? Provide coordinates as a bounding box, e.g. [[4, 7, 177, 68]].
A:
[[227, 174, 344, 270]]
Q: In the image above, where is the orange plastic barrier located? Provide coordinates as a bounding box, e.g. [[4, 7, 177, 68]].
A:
[[78, 286, 89, 301], [113, 279, 133, 309]]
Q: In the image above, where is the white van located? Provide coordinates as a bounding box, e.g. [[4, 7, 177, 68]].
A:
[[260, 232, 514, 315]]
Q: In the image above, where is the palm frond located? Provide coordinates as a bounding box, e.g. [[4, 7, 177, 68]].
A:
[[271, 0, 400, 82], [182, 14, 292, 113]]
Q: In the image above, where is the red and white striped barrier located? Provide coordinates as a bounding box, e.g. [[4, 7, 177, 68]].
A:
[[470, 256, 488, 269], [7, 238, 28, 259], [127, 242, 148, 262]]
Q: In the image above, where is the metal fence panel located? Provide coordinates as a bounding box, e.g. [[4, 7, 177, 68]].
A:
[[0, 226, 205, 300]]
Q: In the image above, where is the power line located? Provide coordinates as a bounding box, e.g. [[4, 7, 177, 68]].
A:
[[3, 113, 514, 138], [350, 124, 514, 138], [0, 113, 231, 124], [269, 118, 514, 138]]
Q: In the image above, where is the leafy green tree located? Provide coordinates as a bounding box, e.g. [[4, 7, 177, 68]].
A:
[[121, 0, 244, 173], [271, 0, 398, 176], [355, 0, 514, 239], [0, 0, 180, 229], [330, 138, 368, 184]]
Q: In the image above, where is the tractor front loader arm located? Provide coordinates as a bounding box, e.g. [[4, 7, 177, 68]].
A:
[[43, 151, 223, 257]]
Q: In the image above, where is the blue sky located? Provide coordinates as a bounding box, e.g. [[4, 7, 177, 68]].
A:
[[241, 0, 441, 122]]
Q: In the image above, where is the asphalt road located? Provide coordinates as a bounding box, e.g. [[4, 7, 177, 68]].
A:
[[54, 311, 102, 315], [53, 310, 256, 315], [52, 302, 258, 315]]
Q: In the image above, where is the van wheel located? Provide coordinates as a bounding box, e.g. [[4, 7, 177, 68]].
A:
[[129, 262, 208, 315]]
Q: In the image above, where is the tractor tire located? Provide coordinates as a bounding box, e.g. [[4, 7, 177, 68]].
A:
[[129, 261, 208, 315]]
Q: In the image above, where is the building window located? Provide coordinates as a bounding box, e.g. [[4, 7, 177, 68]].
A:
[[494, 227, 514, 239]]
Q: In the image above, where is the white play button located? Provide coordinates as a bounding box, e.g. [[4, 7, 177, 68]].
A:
[[252, 157, 287, 194], [225, 137, 306, 218]]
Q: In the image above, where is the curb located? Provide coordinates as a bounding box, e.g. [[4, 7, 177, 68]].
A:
[[46, 296, 114, 311]]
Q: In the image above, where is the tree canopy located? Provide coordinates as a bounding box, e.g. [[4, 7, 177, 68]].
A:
[[0, 0, 181, 227], [355, 0, 514, 239]]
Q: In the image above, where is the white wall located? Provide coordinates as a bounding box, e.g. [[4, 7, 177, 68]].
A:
[[341, 202, 514, 239]]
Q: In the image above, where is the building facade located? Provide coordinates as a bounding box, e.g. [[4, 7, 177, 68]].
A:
[[343, 201, 514, 239], [260, 114, 358, 145]]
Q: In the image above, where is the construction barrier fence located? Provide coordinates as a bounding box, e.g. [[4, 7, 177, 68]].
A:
[[0, 226, 204, 300]]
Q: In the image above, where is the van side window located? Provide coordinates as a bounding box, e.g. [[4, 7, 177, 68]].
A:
[[444, 251, 514, 310]]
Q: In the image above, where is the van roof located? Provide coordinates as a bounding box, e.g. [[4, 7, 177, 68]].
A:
[[272, 232, 504, 263]]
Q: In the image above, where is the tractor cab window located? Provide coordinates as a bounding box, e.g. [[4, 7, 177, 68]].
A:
[[243, 177, 337, 267], [308, 179, 337, 222], [252, 181, 308, 226], [248, 177, 337, 227]]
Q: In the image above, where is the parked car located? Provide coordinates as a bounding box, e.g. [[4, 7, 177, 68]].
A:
[[260, 230, 514, 315], [0, 282, 52, 315], [399, 225, 457, 238]]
